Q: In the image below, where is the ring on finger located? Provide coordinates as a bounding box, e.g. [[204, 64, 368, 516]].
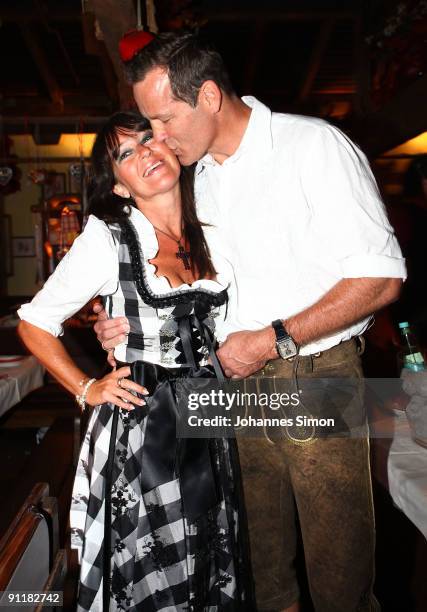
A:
[[117, 377, 125, 389]]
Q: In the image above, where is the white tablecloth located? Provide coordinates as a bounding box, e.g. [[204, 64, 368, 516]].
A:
[[0, 356, 45, 418], [387, 410, 427, 539]]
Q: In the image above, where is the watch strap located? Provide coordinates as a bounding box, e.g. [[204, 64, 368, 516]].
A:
[[272, 319, 289, 342]]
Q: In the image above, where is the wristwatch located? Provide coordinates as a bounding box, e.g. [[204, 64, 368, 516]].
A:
[[272, 319, 298, 360]]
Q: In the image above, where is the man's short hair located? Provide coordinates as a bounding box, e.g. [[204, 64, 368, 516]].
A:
[[124, 30, 235, 107]]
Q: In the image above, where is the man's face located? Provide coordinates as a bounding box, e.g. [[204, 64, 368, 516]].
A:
[[133, 68, 216, 166]]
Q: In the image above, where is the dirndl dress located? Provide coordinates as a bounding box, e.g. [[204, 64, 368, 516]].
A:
[[70, 219, 256, 611]]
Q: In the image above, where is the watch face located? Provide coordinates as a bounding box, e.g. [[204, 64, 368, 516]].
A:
[[277, 338, 298, 359]]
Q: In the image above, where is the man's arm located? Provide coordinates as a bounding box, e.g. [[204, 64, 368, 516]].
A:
[[217, 276, 402, 378], [93, 302, 130, 367]]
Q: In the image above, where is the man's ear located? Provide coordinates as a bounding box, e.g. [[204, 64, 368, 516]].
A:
[[198, 80, 222, 113], [113, 183, 131, 198]]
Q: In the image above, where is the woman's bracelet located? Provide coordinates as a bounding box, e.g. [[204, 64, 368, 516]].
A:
[[75, 377, 97, 409]]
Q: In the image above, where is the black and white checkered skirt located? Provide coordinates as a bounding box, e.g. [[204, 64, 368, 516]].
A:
[[70, 371, 255, 611]]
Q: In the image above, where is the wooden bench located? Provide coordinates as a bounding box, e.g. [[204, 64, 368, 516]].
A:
[[0, 483, 67, 611], [0, 416, 79, 547]]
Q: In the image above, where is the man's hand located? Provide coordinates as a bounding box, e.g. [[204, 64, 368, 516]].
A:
[[93, 302, 130, 368], [217, 327, 277, 378]]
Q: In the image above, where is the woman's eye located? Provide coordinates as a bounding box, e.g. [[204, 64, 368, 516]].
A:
[[140, 131, 153, 145], [118, 149, 132, 162]]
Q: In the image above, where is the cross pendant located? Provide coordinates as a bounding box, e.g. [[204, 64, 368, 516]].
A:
[[176, 244, 191, 270]]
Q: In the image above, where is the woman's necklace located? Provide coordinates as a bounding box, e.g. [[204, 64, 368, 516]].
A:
[[153, 225, 191, 270]]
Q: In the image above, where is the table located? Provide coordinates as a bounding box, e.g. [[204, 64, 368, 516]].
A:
[[387, 410, 427, 540], [0, 357, 45, 418], [371, 402, 427, 540]]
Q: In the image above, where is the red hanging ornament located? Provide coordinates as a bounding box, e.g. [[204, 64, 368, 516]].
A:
[[119, 30, 155, 62]]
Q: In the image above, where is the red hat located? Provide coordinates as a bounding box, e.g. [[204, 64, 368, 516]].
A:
[[119, 30, 155, 62]]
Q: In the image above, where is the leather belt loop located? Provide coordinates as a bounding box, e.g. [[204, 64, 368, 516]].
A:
[[356, 336, 365, 355]]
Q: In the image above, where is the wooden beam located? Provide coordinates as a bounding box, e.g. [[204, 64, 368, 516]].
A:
[[90, 0, 136, 107], [1, 96, 112, 117], [98, 51, 120, 107], [353, 15, 373, 116], [351, 74, 427, 156], [205, 9, 356, 23], [19, 23, 64, 109], [0, 5, 79, 22], [82, 11, 119, 106], [0, 157, 91, 164], [298, 19, 335, 103], [2, 116, 108, 127]]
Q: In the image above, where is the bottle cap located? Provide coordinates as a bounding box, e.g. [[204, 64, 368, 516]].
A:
[[398, 321, 409, 329]]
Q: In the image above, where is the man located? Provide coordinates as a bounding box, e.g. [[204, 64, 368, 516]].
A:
[[95, 31, 406, 611]]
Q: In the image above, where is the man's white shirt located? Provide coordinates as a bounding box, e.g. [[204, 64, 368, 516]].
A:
[[195, 96, 406, 355]]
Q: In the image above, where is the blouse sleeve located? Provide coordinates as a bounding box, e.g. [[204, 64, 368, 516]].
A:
[[18, 215, 119, 336]]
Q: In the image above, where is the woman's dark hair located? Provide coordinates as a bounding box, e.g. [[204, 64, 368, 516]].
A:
[[87, 110, 215, 278], [124, 30, 234, 107], [88, 111, 149, 223]]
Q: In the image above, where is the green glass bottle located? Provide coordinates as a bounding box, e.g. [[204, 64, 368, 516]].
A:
[[398, 322, 426, 372]]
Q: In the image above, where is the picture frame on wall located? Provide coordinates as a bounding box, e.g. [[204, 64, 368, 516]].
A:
[[44, 172, 66, 200], [12, 236, 36, 258]]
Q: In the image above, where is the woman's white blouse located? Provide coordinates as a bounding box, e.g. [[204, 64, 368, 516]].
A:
[[18, 207, 229, 364]]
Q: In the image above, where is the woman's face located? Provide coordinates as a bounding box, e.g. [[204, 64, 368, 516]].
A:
[[111, 128, 181, 200]]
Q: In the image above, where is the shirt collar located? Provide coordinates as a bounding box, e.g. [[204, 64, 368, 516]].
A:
[[197, 96, 273, 173]]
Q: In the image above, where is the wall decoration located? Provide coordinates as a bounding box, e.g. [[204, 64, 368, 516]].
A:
[[69, 162, 86, 194], [12, 236, 36, 258], [0, 167, 13, 187], [0, 136, 21, 195], [44, 173, 66, 199]]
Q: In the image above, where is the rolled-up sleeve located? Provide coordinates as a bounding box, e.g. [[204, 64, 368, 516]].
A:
[[304, 124, 407, 280], [18, 216, 118, 336]]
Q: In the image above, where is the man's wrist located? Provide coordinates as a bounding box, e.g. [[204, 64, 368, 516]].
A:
[[265, 325, 280, 359]]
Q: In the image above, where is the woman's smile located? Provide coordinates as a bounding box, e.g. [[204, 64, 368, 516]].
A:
[[142, 159, 165, 177]]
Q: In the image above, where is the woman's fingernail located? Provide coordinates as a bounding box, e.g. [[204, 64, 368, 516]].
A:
[[139, 399, 146, 405]]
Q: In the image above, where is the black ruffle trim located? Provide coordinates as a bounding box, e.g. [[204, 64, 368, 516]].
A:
[[119, 219, 228, 311]]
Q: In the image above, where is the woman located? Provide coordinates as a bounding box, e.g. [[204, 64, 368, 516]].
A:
[[18, 111, 254, 611]]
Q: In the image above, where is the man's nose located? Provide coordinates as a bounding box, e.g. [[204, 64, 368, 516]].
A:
[[152, 124, 167, 142]]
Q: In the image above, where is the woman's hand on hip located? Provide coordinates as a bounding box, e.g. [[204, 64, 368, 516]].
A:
[[85, 366, 148, 410]]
